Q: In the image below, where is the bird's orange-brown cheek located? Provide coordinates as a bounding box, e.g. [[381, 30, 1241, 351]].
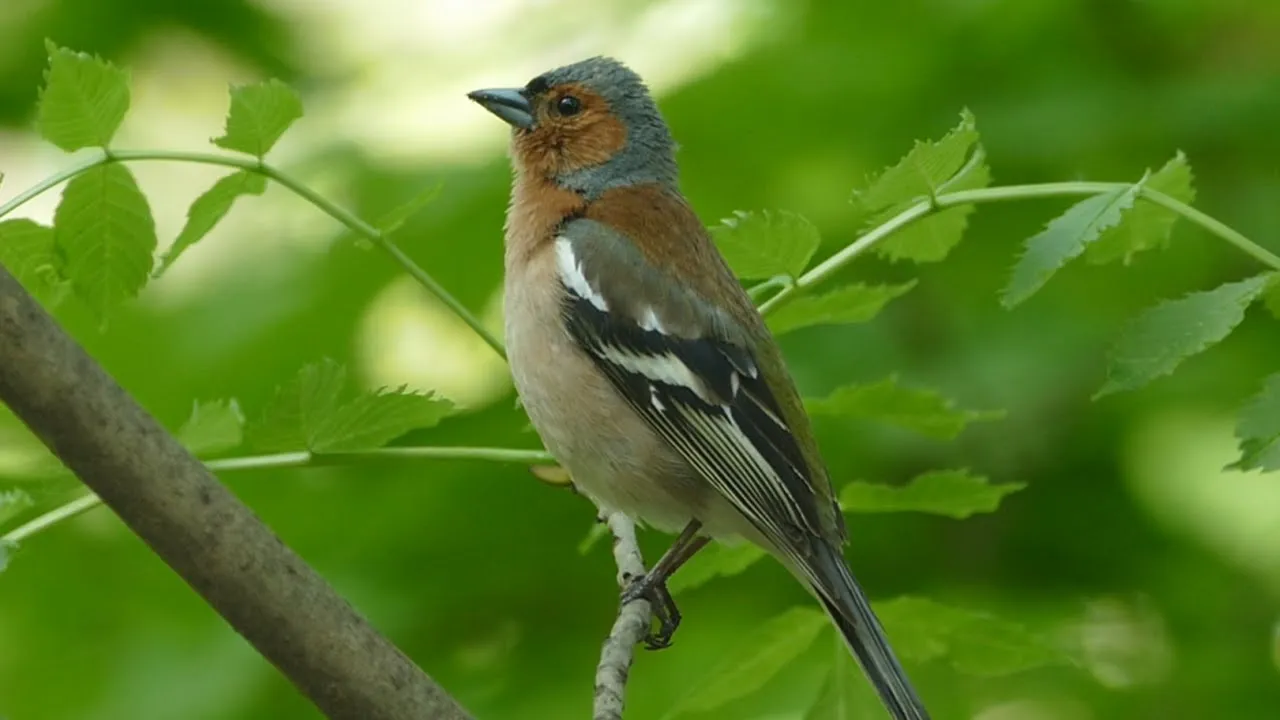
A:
[[512, 114, 628, 178]]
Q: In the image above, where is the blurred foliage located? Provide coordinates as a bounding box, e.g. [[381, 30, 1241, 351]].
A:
[[2, 1, 1280, 719]]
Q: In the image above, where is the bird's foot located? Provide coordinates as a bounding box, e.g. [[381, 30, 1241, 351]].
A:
[[621, 572, 681, 650]]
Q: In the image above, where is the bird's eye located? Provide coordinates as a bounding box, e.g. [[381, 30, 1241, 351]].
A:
[[556, 95, 582, 116]]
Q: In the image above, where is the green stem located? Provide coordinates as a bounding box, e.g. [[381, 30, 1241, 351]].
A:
[[2, 492, 101, 545], [0, 148, 507, 360], [1140, 188, 1280, 271], [758, 178, 1280, 316], [205, 445, 555, 472], [757, 201, 932, 315], [1, 445, 554, 547]]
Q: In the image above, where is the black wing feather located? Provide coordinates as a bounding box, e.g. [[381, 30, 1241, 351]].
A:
[[564, 293, 822, 551]]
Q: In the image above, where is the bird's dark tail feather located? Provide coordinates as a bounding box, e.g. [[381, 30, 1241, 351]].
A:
[[807, 541, 930, 720]]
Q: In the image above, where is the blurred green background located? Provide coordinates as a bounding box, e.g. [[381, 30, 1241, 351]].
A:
[[2, 0, 1279, 718]]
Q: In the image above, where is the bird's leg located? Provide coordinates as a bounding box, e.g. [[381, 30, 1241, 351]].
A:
[[621, 519, 711, 650]]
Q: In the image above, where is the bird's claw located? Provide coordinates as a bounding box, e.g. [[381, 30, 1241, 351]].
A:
[[622, 572, 681, 650]]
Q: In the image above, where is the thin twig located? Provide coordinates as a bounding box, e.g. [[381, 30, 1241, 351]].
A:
[[0, 147, 506, 359], [593, 512, 652, 720], [1, 446, 556, 547]]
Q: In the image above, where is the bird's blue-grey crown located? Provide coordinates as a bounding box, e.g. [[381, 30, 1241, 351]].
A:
[[532, 56, 680, 196]]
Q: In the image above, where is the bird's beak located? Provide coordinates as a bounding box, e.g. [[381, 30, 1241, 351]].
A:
[[467, 87, 534, 130]]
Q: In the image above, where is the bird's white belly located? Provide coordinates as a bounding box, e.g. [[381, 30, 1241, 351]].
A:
[[503, 263, 703, 534]]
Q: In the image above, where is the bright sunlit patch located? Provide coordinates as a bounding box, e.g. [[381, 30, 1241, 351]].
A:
[[357, 276, 509, 410], [974, 697, 1094, 720], [259, 0, 778, 164], [1071, 595, 1173, 689], [1123, 409, 1280, 588]]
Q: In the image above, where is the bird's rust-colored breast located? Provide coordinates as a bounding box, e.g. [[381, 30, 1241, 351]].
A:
[[504, 173, 586, 266]]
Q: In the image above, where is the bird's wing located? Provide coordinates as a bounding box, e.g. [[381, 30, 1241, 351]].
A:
[[554, 217, 829, 559]]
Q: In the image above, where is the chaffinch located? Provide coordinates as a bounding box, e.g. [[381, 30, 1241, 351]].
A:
[[469, 57, 929, 720]]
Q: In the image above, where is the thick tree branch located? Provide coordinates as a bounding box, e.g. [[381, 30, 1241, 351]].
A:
[[593, 512, 651, 720], [0, 266, 471, 720]]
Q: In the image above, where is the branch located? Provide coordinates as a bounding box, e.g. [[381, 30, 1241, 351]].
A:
[[0, 265, 471, 720], [593, 512, 652, 720]]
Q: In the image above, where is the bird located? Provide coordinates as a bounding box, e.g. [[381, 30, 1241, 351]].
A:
[[468, 57, 930, 720]]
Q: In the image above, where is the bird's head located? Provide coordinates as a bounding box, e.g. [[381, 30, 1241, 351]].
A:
[[468, 57, 678, 197]]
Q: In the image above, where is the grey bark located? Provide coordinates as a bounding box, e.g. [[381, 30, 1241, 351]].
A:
[[0, 265, 471, 720]]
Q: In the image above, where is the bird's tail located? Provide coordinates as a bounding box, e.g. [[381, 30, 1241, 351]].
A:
[[804, 540, 930, 720]]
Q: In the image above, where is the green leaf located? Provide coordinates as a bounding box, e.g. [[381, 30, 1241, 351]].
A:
[[0, 219, 68, 304], [156, 171, 267, 275], [1228, 372, 1280, 473], [875, 596, 1064, 676], [212, 79, 304, 157], [710, 210, 821, 280], [0, 489, 34, 526], [1003, 185, 1140, 308], [1087, 152, 1196, 265], [176, 399, 245, 457], [53, 164, 157, 317], [669, 542, 768, 594], [807, 375, 1004, 440], [853, 110, 979, 213], [852, 110, 989, 263], [36, 41, 130, 151], [246, 359, 348, 452], [839, 470, 1024, 519], [767, 281, 916, 335], [246, 359, 453, 452], [310, 389, 453, 453], [877, 159, 991, 264], [669, 607, 828, 716], [1097, 274, 1272, 397]]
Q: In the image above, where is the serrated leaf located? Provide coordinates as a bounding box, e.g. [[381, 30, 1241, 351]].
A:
[[246, 359, 452, 453], [669, 541, 768, 594], [1087, 152, 1196, 265], [213, 79, 303, 157], [311, 389, 453, 452], [669, 607, 828, 716], [0, 489, 34, 526], [875, 596, 1063, 676], [246, 359, 347, 452], [768, 281, 916, 335], [874, 140, 992, 264], [839, 470, 1024, 519], [853, 110, 979, 214], [36, 41, 130, 151], [710, 210, 821, 280], [53, 164, 157, 317], [807, 375, 1004, 440], [1003, 185, 1140, 307], [156, 170, 266, 275], [1096, 274, 1272, 397], [177, 399, 245, 457], [1228, 372, 1280, 473], [0, 219, 67, 304]]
